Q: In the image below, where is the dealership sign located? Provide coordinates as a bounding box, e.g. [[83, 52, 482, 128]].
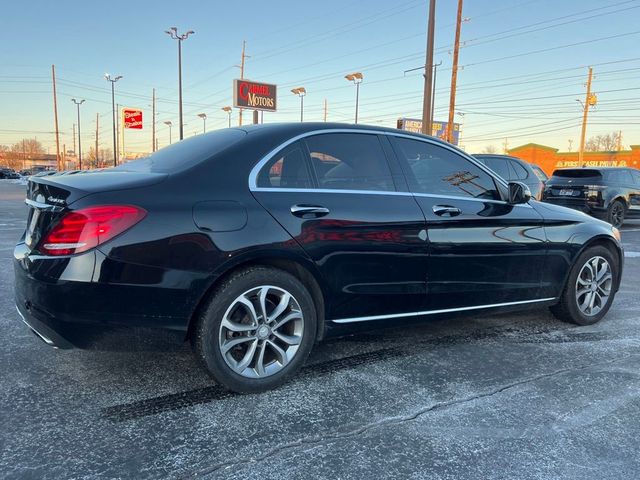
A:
[[397, 118, 460, 145], [233, 79, 277, 112], [122, 108, 143, 129]]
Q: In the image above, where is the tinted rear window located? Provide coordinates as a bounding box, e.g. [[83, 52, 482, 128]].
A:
[[551, 169, 603, 179], [115, 129, 246, 173]]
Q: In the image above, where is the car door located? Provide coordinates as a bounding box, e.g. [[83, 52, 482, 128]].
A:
[[250, 132, 429, 321], [389, 135, 548, 311]]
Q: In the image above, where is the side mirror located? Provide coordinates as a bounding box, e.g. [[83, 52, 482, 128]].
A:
[[508, 181, 532, 204]]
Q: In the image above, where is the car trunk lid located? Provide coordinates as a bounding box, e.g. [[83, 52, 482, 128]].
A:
[[24, 170, 166, 251]]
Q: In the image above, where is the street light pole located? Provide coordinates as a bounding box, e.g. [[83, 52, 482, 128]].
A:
[[104, 74, 122, 167], [164, 121, 173, 145], [345, 72, 363, 124], [197, 113, 207, 133], [291, 87, 306, 122], [222, 106, 232, 128], [165, 27, 194, 141], [71, 98, 85, 170]]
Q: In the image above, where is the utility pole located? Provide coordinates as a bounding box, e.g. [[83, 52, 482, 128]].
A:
[[71, 99, 85, 170], [72, 123, 76, 157], [152, 88, 156, 152], [446, 0, 464, 144], [105, 74, 122, 167], [578, 67, 594, 166], [568, 139, 573, 152], [421, 0, 436, 135], [617, 130, 623, 151], [323, 99, 328, 122], [95, 113, 99, 169], [503, 138, 509, 154], [237, 40, 249, 126], [51, 65, 61, 171]]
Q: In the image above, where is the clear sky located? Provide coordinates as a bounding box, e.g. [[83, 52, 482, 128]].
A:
[[2, 0, 639, 156]]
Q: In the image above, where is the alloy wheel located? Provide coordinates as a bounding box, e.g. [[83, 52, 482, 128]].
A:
[[218, 285, 304, 378], [575, 256, 613, 316], [610, 203, 624, 227]]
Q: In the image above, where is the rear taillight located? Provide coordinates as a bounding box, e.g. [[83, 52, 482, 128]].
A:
[[39, 205, 146, 256]]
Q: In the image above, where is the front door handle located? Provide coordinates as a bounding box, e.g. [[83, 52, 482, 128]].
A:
[[432, 205, 461, 217], [290, 204, 330, 218]]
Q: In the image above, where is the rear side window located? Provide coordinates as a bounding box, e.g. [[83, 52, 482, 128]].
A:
[[605, 169, 634, 184], [483, 157, 511, 180], [510, 160, 529, 180], [630, 170, 640, 186], [304, 133, 396, 192], [531, 164, 548, 182], [393, 138, 500, 200], [256, 142, 312, 189], [117, 129, 246, 173]]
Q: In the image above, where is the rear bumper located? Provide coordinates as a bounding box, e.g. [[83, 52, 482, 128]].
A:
[[543, 198, 606, 216], [13, 242, 210, 350]]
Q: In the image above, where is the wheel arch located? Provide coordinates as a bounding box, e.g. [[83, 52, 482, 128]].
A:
[[186, 253, 328, 343], [566, 234, 623, 293]]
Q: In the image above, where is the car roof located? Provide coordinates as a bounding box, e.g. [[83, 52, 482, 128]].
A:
[[237, 121, 454, 148]]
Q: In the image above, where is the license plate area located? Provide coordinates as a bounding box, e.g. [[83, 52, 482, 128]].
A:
[[559, 189, 574, 196]]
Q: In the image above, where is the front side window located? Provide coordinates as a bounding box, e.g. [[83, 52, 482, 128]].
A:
[[304, 133, 396, 192], [256, 142, 312, 189], [393, 138, 500, 200]]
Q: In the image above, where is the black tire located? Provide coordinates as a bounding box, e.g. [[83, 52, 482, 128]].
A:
[[549, 245, 618, 326], [607, 199, 625, 228], [191, 266, 317, 393]]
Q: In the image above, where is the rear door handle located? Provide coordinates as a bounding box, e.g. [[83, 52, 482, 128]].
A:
[[290, 204, 330, 218], [432, 205, 461, 217]]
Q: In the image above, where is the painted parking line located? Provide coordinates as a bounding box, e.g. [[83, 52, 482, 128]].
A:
[[624, 251, 640, 258]]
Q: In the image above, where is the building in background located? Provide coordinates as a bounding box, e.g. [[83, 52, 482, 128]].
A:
[[508, 143, 640, 176]]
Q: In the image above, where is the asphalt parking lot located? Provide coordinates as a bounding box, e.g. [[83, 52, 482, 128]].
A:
[[2, 179, 640, 479]]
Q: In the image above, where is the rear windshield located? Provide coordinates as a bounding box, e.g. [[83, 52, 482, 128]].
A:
[[551, 169, 603, 179], [115, 129, 246, 173]]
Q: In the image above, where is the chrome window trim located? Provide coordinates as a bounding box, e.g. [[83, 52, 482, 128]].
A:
[[250, 187, 532, 208], [247, 128, 532, 207], [331, 297, 557, 324]]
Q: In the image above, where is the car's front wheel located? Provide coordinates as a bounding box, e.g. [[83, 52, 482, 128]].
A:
[[550, 245, 618, 325], [192, 267, 317, 393]]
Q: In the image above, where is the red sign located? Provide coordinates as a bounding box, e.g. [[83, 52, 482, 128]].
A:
[[122, 108, 143, 129]]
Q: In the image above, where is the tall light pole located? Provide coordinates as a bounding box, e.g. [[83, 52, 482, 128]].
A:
[[164, 121, 173, 145], [291, 87, 306, 122], [345, 72, 363, 124], [104, 73, 122, 167], [71, 98, 85, 170], [165, 27, 194, 141], [197, 113, 207, 133], [222, 106, 232, 128]]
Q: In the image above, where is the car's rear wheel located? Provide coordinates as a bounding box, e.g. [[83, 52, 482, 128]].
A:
[[192, 266, 316, 393], [549, 245, 618, 325], [607, 199, 625, 228]]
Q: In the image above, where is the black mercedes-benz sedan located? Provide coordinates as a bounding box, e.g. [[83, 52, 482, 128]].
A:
[[14, 123, 624, 393]]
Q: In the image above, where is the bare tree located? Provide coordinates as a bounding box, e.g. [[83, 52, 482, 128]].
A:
[[481, 145, 498, 154], [585, 132, 620, 152]]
